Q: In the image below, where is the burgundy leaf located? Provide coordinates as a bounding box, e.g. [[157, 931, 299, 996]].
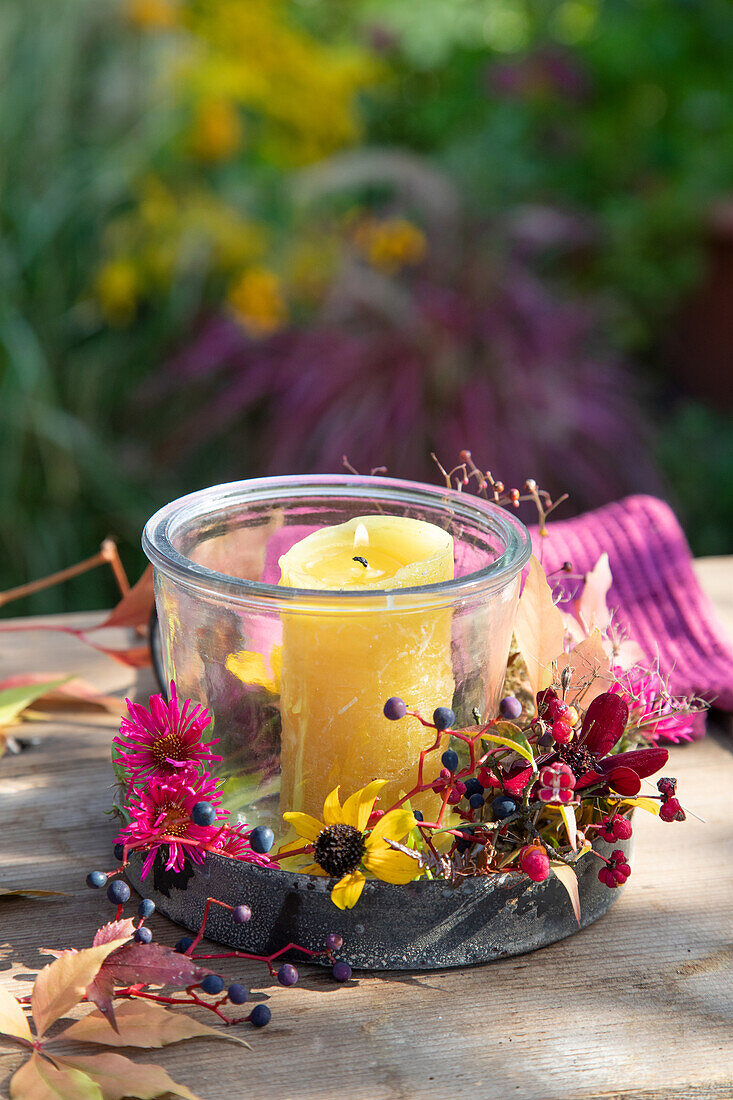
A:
[[86, 970, 119, 1031], [596, 746, 669, 780], [606, 766, 641, 796], [580, 693, 629, 755], [103, 943, 211, 990]]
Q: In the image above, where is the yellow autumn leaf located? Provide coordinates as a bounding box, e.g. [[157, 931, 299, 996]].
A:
[[513, 556, 565, 699], [62, 999, 248, 1048], [10, 1053, 103, 1100], [31, 938, 131, 1038], [0, 985, 32, 1044], [58, 1051, 202, 1100]]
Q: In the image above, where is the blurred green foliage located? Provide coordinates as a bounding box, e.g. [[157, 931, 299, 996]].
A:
[[0, 0, 731, 616]]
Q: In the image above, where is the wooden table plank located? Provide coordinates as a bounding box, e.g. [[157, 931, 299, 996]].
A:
[[1, 563, 732, 1099]]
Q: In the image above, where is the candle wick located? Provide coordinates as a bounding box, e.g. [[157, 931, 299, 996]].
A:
[[352, 556, 369, 568]]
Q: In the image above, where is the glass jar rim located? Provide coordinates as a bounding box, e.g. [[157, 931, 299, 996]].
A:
[[142, 474, 532, 611]]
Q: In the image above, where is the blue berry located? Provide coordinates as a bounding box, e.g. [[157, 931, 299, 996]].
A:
[[433, 707, 455, 731], [249, 826, 274, 854], [86, 871, 107, 890], [413, 810, 424, 822], [249, 1004, 271, 1027], [106, 879, 130, 905], [277, 963, 298, 987], [201, 974, 225, 995], [232, 904, 252, 924], [174, 936, 194, 954], [137, 898, 155, 919], [441, 749, 459, 772], [492, 795, 517, 820], [134, 926, 153, 944], [499, 696, 523, 720], [191, 801, 216, 827], [383, 696, 407, 721], [113, 843, 124, 861], [332, 961, 352, 982], [464, 777, 484, 798], [325, 933, 343, 952], [469, 793, 485, 810], [228, 983, 249, 1005]]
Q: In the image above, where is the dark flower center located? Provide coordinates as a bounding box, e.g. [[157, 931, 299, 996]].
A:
[[313, 824, 365, 878], [556, 743, 599, 779], [151, 732, 185, 766], [157, 801, 190, 837]]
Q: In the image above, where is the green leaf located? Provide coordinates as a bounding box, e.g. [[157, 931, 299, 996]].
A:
[[481, 721, 536, 769], [0, 678, 70, 728]]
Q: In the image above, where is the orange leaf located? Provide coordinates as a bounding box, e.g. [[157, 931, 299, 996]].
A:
[[31, 938, 131, 1038], [0, 888, 64, 900], [60, 1052, 201, 1100], [83, 642, 152, 669], [551, 862, 581, 925], [0, 985, 32, 1044], [555, 629, 612, 707], [92, 567, 155, 632], [513, 556, 565, 700], [62, 999, 248, 1049], [575, 553, 613, 634], [10, 1053, 103, 1100]]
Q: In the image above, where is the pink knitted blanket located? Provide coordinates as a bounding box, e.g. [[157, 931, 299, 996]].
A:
[[530, 495, 733, 726]]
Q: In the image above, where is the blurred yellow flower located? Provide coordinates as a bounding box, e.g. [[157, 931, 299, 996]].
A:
[[125, 0, 179, 30], [228, 267, 287, 337], [94, 259, 139, 325], [189, 98, 242, 162], [179, 0, 379, 165], [353, 217, 428, 274]]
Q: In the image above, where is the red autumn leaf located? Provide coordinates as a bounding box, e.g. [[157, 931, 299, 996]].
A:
[[92, 567, 155, 632], [83, 642, 152, 668], [93, 920, 137, 947], [85, 968, 118, 1030], [580, 691, 629, 756], [606, 765, 641, 796], [103, 942, 211, 989]]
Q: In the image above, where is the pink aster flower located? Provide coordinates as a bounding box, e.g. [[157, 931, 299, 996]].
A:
[[114, 681, 220, 780], [611, 670, 696, 744], [115, 772, 227, 879]]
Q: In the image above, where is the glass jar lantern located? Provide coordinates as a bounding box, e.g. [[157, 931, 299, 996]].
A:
[[143, 475, 531, 838]]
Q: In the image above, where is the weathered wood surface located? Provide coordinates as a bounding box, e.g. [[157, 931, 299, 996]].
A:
[[1, 558, 732, 1100]]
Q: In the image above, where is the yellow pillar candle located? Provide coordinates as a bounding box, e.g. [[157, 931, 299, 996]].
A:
[[278, 515, 454, 818]]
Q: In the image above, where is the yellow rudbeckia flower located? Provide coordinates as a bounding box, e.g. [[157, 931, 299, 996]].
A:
[[282, 781, 419, 910]]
